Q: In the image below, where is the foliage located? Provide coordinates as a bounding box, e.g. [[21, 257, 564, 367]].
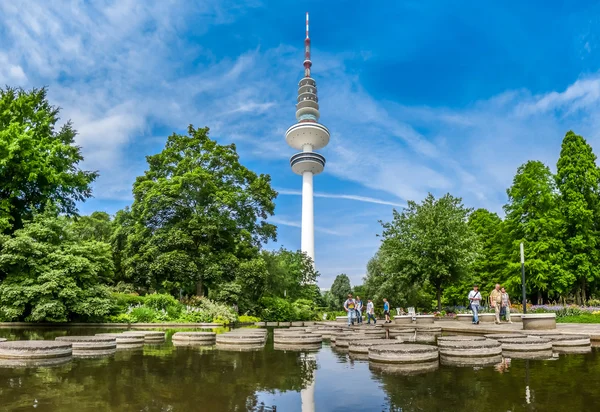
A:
[[259, 297, 295, 322], [330, 274, 352, 309], [0, 87, 97, 233], [262, 248, 318, 301], [503, 160, 568, 302], [144, 293, 180, 311], [115, 125, 277, 297], [556, 314, 600, 323], [0, 209, 114, 322], [291, 299, 317, 321], [238, 315, 260, 323], [555, 131, 600, 304], [379, 193, 480, 311]]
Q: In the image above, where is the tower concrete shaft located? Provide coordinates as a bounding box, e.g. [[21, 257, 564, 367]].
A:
[[285, 12, 330, 265]]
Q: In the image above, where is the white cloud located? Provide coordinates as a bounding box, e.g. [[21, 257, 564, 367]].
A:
[[277, 189, 405, 207]]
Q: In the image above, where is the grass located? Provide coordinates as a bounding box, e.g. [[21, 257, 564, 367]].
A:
[[557, 314, 600, 324]]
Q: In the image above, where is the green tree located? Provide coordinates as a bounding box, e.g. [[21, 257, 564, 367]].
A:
[[0, 208, 114, 322], [502, 161, 568, 303], [73, 211, 113, 242], [555, 131, 600, 303], [330, 273, 352, 309], [0, 87, 97, 232], [118, 125, 277, 296], [379, 193, 479, 311], [262, 248, 318, 301]]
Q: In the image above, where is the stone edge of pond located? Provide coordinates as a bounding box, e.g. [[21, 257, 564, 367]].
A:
[[0, 322, 224, 328]]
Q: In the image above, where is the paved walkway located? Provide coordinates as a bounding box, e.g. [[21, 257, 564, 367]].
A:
[[432, 320, 600, 341]]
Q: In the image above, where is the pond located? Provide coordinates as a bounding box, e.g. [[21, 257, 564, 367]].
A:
[[0, 327, 599, 411]]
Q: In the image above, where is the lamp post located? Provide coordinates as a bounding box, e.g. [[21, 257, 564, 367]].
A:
[[520, 242, 526, 314]]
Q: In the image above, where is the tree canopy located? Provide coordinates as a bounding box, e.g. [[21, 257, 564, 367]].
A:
[[0, 87, 97, 233]]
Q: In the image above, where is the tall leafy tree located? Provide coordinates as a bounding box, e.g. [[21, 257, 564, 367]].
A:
[[502, 161, 567, 303], [0, 208, 114, 322], [330, 274, 352, 309], [119, 125, 277, 296], [380, 193, 479, 311], [555, 131, 600, 303], [0, 87, 97, 232], [262, 248, 318, 301], [73, 211, 113, 242]]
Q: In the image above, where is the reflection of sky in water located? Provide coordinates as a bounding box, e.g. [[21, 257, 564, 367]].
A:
[[256, 344, 388, 411]]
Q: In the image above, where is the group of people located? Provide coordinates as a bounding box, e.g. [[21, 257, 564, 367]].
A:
[[468, 283, 512, 325], [343, 294, 392, 326]]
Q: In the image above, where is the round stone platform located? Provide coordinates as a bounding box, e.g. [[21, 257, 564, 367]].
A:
[[437, 335, 486, 343], [494, 336, 553, 359], [122, 330, 165, 343], [274, 343, 321, 352], [172, 332, 216, 346], [95, 333, 144, 349], [528, 334, 591, 353], [388, 328, 416, 340], [369, 344, 439, 368], [55, 336, 116, 358], [335, 334, 383, 348], [393, 315, 413, 325], [348, 339, 395, 354], [273, 333, 322, 345], [0, 340, 72, 367], [355, 329, 387, 339], [369, 359, 439, 375], [522, 313, 556, 330], [216, 333, 266, 346], [438, 339, 502, 366], [0, 338, 6, 342], [484, 334, 528, 340]]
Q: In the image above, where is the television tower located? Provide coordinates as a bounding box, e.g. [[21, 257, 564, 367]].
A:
[[285, 12, 330, 265]]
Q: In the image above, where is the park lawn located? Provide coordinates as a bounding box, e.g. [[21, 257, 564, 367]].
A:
[[557, 314, 600, 324]]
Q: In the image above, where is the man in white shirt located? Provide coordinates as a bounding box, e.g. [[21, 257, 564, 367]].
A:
[[366, 299, 376, 324], [468, 284, 482, 325]]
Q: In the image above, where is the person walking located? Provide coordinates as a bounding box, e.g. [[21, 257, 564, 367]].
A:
[[490, 284, 502, 324], [468, 284, 482, 325], [383, 298, 391, 323], [344, 293, 356, 326], [355, 296, 363, 324], [500, 287, 512, 324], [366, 299, 376, 324]]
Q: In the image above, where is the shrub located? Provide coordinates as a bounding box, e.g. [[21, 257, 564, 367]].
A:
[[259, 297, 294, 322], [292, 299, 317, 321], [177, 307, 212, 323], [144, 293, 180, 311], [587, 299, 600, 307], [112, 293, 145, 312], [238, 315, 261, 323], [129, 306, 158, 323], [107, 313, 133, 323]]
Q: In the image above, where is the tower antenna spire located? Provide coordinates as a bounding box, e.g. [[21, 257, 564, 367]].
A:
[[304, 12, 312, 77]]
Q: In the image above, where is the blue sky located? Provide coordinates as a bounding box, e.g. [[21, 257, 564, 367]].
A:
[[2, 1, 600, 288]]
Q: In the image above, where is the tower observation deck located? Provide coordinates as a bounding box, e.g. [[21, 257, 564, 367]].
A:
[[285, 12, 330, 265]]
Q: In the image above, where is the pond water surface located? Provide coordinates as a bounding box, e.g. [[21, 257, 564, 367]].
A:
[[0, 327, 598, 411]]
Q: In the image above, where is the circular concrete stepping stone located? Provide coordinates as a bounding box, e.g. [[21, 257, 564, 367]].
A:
[[369, 359, 439, 375], [437, 335, 487, 342], [273, 333, 322, 345], [438, 339, 502, 366], [484, 334, 528, 340], [0, 338, 6, 343], [172, 332, 216, 346], [274, 343, 321, 352], [55, 336, 116, 358], [494, 336, 552, 359], [216, 333, 265, 346], [0, 340, 72, 367], [95, 333, 144, 349], [122, 330, 165, 343], [356, 329, 387, 338], [388, 328, 416, 339], [348, 338, 392, 354], [528, 334, 591, 353], [336, 333, 383, 348], [369, 343, 439, 364]]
